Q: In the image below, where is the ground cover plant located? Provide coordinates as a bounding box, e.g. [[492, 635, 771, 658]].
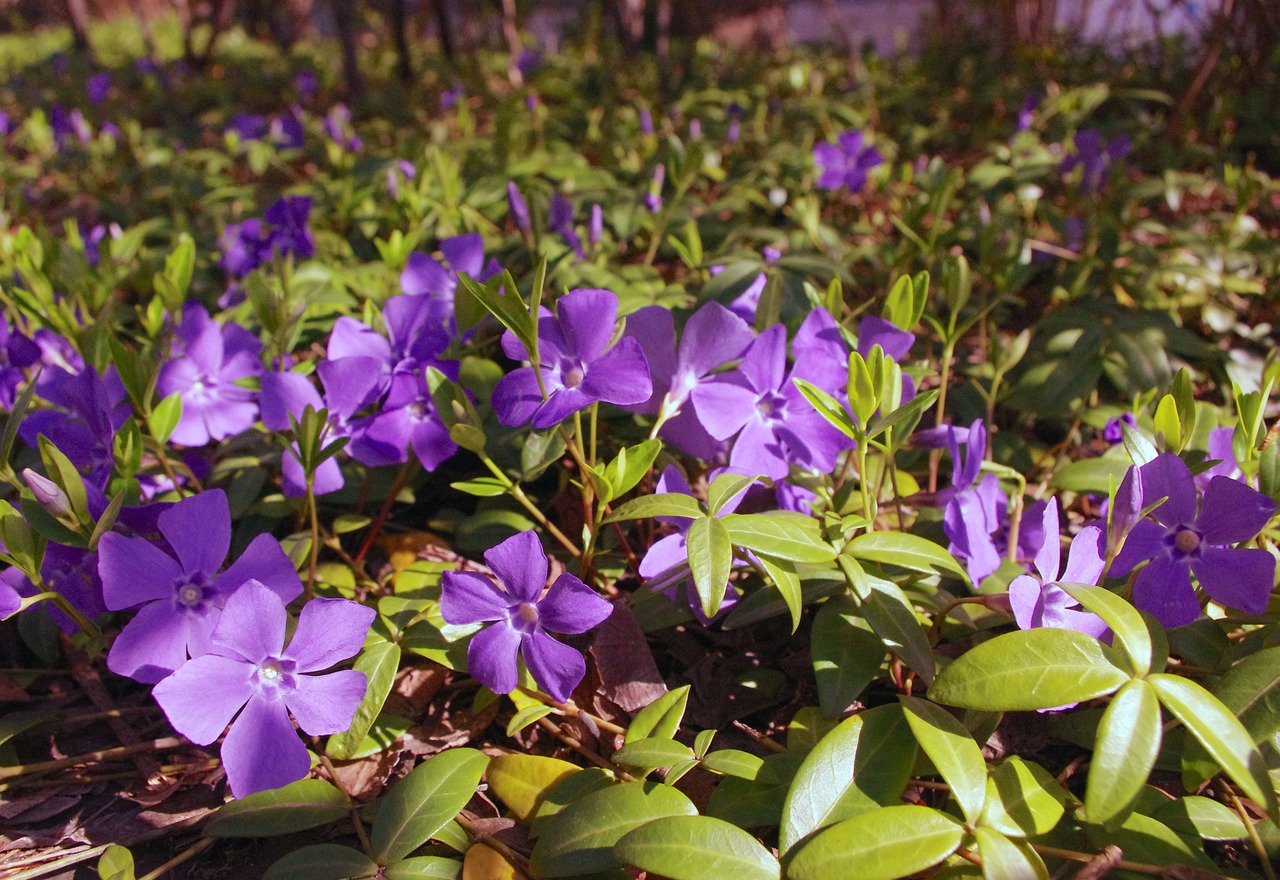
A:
[[0, 8, 1279, 879]]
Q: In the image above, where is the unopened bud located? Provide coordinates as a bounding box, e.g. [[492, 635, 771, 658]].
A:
[[22, 468, 71, 519]]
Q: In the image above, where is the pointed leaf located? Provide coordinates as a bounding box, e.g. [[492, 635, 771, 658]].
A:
[[687, 515, 732, 619], [326, 639, 400, 760], [980, 757, 1067, 838], [721, 513, 835, 563], [811, 594, 884, 717], [263, 844, 379, 880], [487, 755, 579, 823], [757, 555, 802, 632], [841, 557, 935, 684], [845, 532, 968, 580], [205, 779, 349, 837], [786, 805, 963, 880], [613, 737, 696, 771], [385, 856, 463, 879], [603, 440, 662, 502], [1085, 678, 1161, 825], [605, 494, 704, 523], [972, 827, 1049, 880], [1058, 583, 1154, 677], [900, 696, 988, 823], [613, 816, 780, 880], [371, 748, 490, 864], [625, 686, 690, 744]]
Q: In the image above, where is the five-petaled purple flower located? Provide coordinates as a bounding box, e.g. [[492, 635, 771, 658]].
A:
[[1009, 499, 1108, 639], [99, 489, 302, 683], [492, 288, 652, 429], [1109, 452, 1276, 627], [813, 130, 883, 192], [153, 579, 373, 797], [441, 530, 612, 702]]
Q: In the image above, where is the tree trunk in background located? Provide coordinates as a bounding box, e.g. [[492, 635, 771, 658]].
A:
[[329, 0, 364, 97], [389, 0, 412, 81], [64, 0, 92, 55]]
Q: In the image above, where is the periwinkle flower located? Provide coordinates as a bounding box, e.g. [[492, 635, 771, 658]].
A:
[[295, 69, 318, 100], [1009, 500, 1108, 639], [645, 164, 665, 213], [21, 365, 128, 487], [153, 580, 372, 797], [1102, 412, 1137, 444], [156, 303, 263, 447], [386, 159, 416, 199], [270, 109, 305, 150], [1109, 452, 1276, 627], [262, 196, 315, 262], [1016, 93, 1038, 132], [228, 113, 268, 142], [86, 72, 111, 104], [326, 292, 457, 398], [219, 218, 270, 278], [507, 182, 531, 235], [813, 129, 882, 192], [639, 108, 654, 135], [347, 369, 458, 471], [1060, 129, 1130, 195], [0, 570, 19, 619], [0, 316, 40, 409], [549, 193, 585, 259], [321, 104, 362, 151], [441, 530, 612, 702], [400, 234, 500, 305], [492, 288, 652, 429], [50, 106, 91, 147], [588, 204, 603, 246], [99, 489, 302, 683]]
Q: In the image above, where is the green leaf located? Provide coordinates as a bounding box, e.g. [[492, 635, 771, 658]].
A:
[[98, 844, 136, 880], [486, 754, 580, 823], [786, 805, 963, 880], [1151, 796, 1251, 841], [721, 512, 835, 563], [779, 704, 917, 856], [792, 378, 859, 440], [900, 696, 988, 823], [602, 440, 662, 502], [528, 768, 619, 836], [326, 639, 400, 760], [1085, 678, 1161, 825], [263, 844, 379, 880], [1182, 645, 1280, 789], [450, 477, 509, 497], [382, 856, 463, 879], [150, 392, 184, 446], [687, 515, 732, 619], [1050, 457, 1132, 495], [706, 472, 763, 515], [613, 816, 780, 880], [612, 737, 696, 771], [841, 557, 935, 685], [528, 781, 697, 878], [1058, 583, 1154, 677], [972, 827, 1049, 880], [757, 555, 802, 632], [1147, 673, 1277, 819], [506, 704, 553, 735], [605, 493, 704, 523], [812, 594, 883, 717], [845, 532, 968, 580], [371, 748, 489, 864], [205, 779, 349, 837], [457, 271, 535, 359], [929, 629, 1129, 711], [847, 351, 878, 426], [1083, 811, 1216, 871], [625, 686, 690, 744], [865, 389, 939, 446], [980, 756, 1066, 838], [702, 749, 766, 780], [1153, 394, 1182, 450]]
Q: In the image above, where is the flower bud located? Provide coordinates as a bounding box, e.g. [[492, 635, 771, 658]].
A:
[[507, 182, 531, 235], [22, 468, 72, 520]]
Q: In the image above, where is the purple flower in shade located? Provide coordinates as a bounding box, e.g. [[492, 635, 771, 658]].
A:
[[21, 365, 128, 488], [262, 196, 315, 262], [1016, 94, 1038, 132], [588, 204, 603, 246], [1060, 130, 1130, 195], [219, 218, 270, 278], [82, 223, 109, 268], [86, 72, 111, 104], [440, 84, 464, 111], [386, 159, 416, 199], [321, 104, 362, 151], [622, 301, 755, 459], [440, 530, 612, 702], [516, 48, 543, 79], [228, 113, 269, 141], [400, 234, 501, 306], [346, 369, 458, 471], [639, 108, 654, 135], [50, 106, 91, 147], [156, 303, 263, 447], [0, 109, 12, 137], [153, 580, 372, 797], [0, 316, 41, 409], [325, 292, 458, 399], [295, 69, 318, 100], [31, 328, 85, 378], [1009, 500, 1108, 639], [99, 488, 303, 683], [639, 466, 746, 623], [725, 246, 783, 323], [1108, 452, 1276, 627], [549, 193, 585, 259], [645, 164, 665, 213], [813, 130, 883, 192], [689, 308, 852, 479], [270, 109, 305, 150], [491, 288, 652, 430], [0, 569, 19, 619], [507, 182, 532, 235], [1102, 412, 1137, 444]]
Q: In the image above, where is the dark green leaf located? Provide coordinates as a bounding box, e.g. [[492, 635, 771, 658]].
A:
[[205, 779, 349, 837], [326, 639, 400, 760], [263, 844, 379, 880], [812, 595, 883, 717], [370, 748, 489, 863], [841, 557, 935, 684], [1183, 645, 1280, 789]]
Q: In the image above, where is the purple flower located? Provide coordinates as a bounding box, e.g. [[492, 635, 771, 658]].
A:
[[400, 234, 500, 305], [153, 580, 372, 797], [347, 369, 458, 471], [220, 218, 270, 278], [21, 365, 128, 487], [270, 109, 305, 150], [441, 84, 464, 111], [639, 108, 654, 135], [1009, 500, 1108, 639], [99, 489, 303, 683], [326, 292, 457, 399], [1016, 94, 1038, 132], [87, 72, 111, 104], [550, 193, 585, 259], [645, 164, 665, 213], [321, 104, 362, 151], [507, 182, 532, 235], [228, 113, 268, 142], [0, 569, 19, 619], [588, 204, 603, 246], [295, 70, 318, 100], [386, 159, 416, 198], [155, 303, 263, 447], [0, 316, 40, 409], [492, 288, 652, 429], [1060, 130, 1130, 195], [50, 106, 91, 147], [262, 196, 315, 262], [1197, 427, 1242, 486], [1102, 412, 1137, 444], [813, 130, 883, 192], [441, 530, 612, 702], [1109, 452, 1276, 627]]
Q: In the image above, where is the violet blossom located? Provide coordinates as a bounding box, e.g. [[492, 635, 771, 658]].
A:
[[0, 316, 41, 409], [646, 164, 665, 213], [400, 234, 501, 306], [549, 193, 585, 259], [346, 368, 458, 471], [724, 246, 782, 323], [813, 130, 882, 192], [153, 580, 372, 797], [1060, 130, 1130, 195], [507, 182, 532, 235], [21, 365, 128, 488], [440, 530, 612, 702], [1009, 500, 1108, 639], [86, 72, 111, 104], [492, 288, 652, 429], [1108, 452, 1276, 627]]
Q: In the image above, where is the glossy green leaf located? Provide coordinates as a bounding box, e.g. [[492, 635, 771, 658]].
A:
[[528, 781, 697, 877], [486, 754, 580, 823], [98, 844, 136, 880], [326, 639, 400, 760], [601, 439, 662, 502], [1085, 678, 1161, 825], [811, 594, 883, 717], [1182, 645, 1280, 789], [263, 844, 379, 880], [371, 748, 490, 864], [613, 816, 779, 880], [205, 778, 349, 837], [687, 515, 733, 618], [150, 392, 184, 446], [900, 696, 988, 823], [1050, 457, 1132, 495], [841, 557, 935, 684], [625, 686, 690, 744], [972, 827, 1048, 880], [721, 512, 835, 563], [786, 805, 963, 880], [792, 377, 859, 440], [1058, 583, 1153, 676], [779, 704, 916, 856], [1147, 672, 1277, 819], [612, 737, 696, 771], [702, 749, 766, 780], [605, 493, 703, 523], [980, 757, 1066, 838], [845, 532, 968, 580], [450, 477, 509, 497], [757, 554, 802, 632], [1151, 795, 1250, 841], [529, 768, 619, 836], [383, 856, 463, 879], [929, 629, 1128, 711], [706, 472, 763, 515], [1083, 811, 1216, 870], [506, 704, 554, 736]]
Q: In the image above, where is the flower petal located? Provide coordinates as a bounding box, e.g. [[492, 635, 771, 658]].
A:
[[1009, 574, 1048, 631], [522, 629, 585, 703], [107, 600, 196, 683], [285, 598, 376, 673], [483, 530, 548, 602], [210, 579, 286, 664], [581, 337, 652, 407], [739, 325, 786, 394], [259, 371, 323, 432], [1137, 453, 1197, 527], [689, 379, 757, 441], [492, 367, 546, 428], [1032, 501, 1061, 583], [1107, 519, 1167, 579], [1131, 553, 1199, 628], [639, 533, 690, 579], [286, 669, 368, 735], [679, 302, 754, 379], [152, 654, 254, 744], [557, 289, 618, 361], [1193, 547, 1275, 616], [441, 571, 512, 625], [538, 574, 613, 634], [159, 489, 230, 577], [466, 623, 522, 695], [221, 696, 311, 798], [1197, 476, 1276, 545], [98, 532, 184, 610], [531, 385, 593, 429], [216, 533, 303, 603], [1061, 523, 1106, 586]]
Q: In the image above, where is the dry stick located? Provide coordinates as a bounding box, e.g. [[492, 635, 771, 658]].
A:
[[353, 460, 418, 565], [1068, 844, 1124, 880], [3, 845, 113, 880], [317, 754, 375, 856], [534, 717, 636, 780], [455, 811, 531, 873], [1032, 844, 1168, 876], [0, 736, 184, 780], [136, 836, 216, 880], [1222, 782, 1277, 880]]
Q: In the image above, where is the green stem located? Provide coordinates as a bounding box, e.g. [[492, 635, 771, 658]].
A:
[[20, 590, 100, 640], [479, 455, 581, 558], [928, 335, 958, 493], [305, 470, 319, 601]]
